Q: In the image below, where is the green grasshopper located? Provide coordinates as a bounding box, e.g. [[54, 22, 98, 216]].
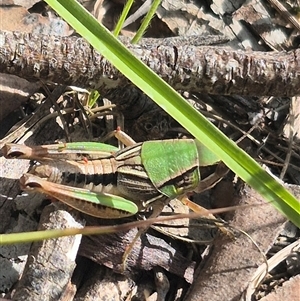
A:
[[2, 130, 228, 220]]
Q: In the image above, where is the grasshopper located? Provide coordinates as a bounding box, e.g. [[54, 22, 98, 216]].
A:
[[2, 131, 228, 221]]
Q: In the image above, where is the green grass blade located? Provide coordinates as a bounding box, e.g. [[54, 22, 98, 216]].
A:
[[113, 0, 135, 36], [44, 0, 300, 227], [131, 0, 161, 44], [87, 89, 100, 108]]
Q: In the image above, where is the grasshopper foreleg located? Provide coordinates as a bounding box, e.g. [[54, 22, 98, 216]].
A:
[[194, 162, 229, 193], [122, 199, 166, 270], [182, 162, 233, 237]]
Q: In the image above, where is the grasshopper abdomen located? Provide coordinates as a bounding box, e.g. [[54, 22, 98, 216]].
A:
[[31, 158, 121, 196]]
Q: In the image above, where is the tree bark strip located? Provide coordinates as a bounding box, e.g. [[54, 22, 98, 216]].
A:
[[0, 30, 299, 97]]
